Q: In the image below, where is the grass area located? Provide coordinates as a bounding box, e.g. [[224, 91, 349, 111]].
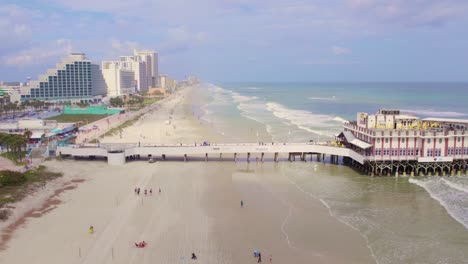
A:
[[45, 114, 110, 124], [142, 97, 161, 105], [91, 113, 144, 142], [0, 165, 62, 220], [0, 151, 28, 166]]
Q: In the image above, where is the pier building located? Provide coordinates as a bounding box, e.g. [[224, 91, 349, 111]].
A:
[[341, 109, 468, 176]]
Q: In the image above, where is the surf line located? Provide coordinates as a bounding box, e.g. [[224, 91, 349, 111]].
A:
[[282, 167, 380, 264]]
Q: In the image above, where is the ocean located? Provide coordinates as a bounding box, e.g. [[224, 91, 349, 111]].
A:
[[193, 82, 468, 264]]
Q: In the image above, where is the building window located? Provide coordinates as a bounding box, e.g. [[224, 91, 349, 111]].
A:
[[427, 149, 433, 156], [464, 148, 468, 155], [400, 149, 406, 155], [427, 138, 431, 143], [402, 138, 406, 143], [392, 148, 397, 156], [436, 149, 441, 156], [385, 138, 389, 143], [439, 139, 443, 144], [448, 148, 454, 155], [458, 137, 461, 142], [376, 149, 381, 155]]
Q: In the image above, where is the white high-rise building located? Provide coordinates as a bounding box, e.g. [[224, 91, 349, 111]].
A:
[[20, 53, 107, 103], [133, 49, 159, 87], [120, 56, 148, 92], [102, 61, 135, 97]]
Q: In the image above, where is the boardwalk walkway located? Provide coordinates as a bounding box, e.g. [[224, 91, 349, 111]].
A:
[[57, 142, 366, 165]]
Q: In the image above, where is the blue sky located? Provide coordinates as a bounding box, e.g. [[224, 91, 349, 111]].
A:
[[1, 0, 468, 82]]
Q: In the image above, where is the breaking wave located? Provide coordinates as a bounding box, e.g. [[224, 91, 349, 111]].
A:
[[409, 177, 468, 230]]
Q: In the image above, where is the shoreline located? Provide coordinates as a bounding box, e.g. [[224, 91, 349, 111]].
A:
[[0, 85, 376, 263]]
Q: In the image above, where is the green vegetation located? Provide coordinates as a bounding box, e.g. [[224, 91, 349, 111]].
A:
[[45, 114, 109, 124], [99, 114, 143, 138], [0, 151, 28, 166], [143, 97, 161, 105], [0, 132, 30, 164], [0, 165, 63, 220]]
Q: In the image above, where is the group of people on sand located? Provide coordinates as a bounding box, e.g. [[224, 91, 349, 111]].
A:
[[134, 187, 161, 196]]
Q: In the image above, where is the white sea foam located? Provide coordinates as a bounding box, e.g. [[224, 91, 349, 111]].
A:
[[245, 86, 263, 90], [308, 96, 338, 101], [409, 177, 468, 230], [401, 109, 466, 118], [265, 102, 344, 132], [441, 178, 468, 193], [231, 91, 258, 103]]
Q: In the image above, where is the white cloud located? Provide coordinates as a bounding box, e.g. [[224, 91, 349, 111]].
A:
[[2, 39, 73, 67], [332, 46, 352, 55], [160, 26, 209, 54], [346, 0, 468, 27], [0, 5, 37, 52]]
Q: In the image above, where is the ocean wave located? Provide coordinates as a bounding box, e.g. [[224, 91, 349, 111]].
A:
[[333, 116, 347, 123], [231, 91, 258, 103], [265, 102, 343, 129], [409, 177, 468, 230], [401, 109, 467, 118], [308, 96, 338, 101], [441, 178, 468, 193], [245, 86, 263, 90]]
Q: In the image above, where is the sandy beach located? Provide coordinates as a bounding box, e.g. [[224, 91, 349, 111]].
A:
[[0, 86, 375, 263]]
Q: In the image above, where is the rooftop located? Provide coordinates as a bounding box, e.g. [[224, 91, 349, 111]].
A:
[[422, 117, 468, 124]]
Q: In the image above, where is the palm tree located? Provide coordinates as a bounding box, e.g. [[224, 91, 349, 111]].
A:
[[24, 130, 32, 141]]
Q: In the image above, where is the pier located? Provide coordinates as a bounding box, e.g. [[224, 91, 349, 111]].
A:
[[57, 142, 364, 165]]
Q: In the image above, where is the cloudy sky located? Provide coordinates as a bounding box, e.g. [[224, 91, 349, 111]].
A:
[[1, 0, 468, 82]]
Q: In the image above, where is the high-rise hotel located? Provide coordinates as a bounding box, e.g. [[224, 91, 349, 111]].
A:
[[20, 53, 107, 103]]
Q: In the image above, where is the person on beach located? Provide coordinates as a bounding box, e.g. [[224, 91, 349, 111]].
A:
[[258, 252, 262, 263], [241, 200, 244, 208], [191, 253, 197, 260], [159, 187, 161, 194], [137, 188, 140, 195], [150, 189, 153, 195], [89, 225, 94, 234], [144, 189, 147, 195]]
